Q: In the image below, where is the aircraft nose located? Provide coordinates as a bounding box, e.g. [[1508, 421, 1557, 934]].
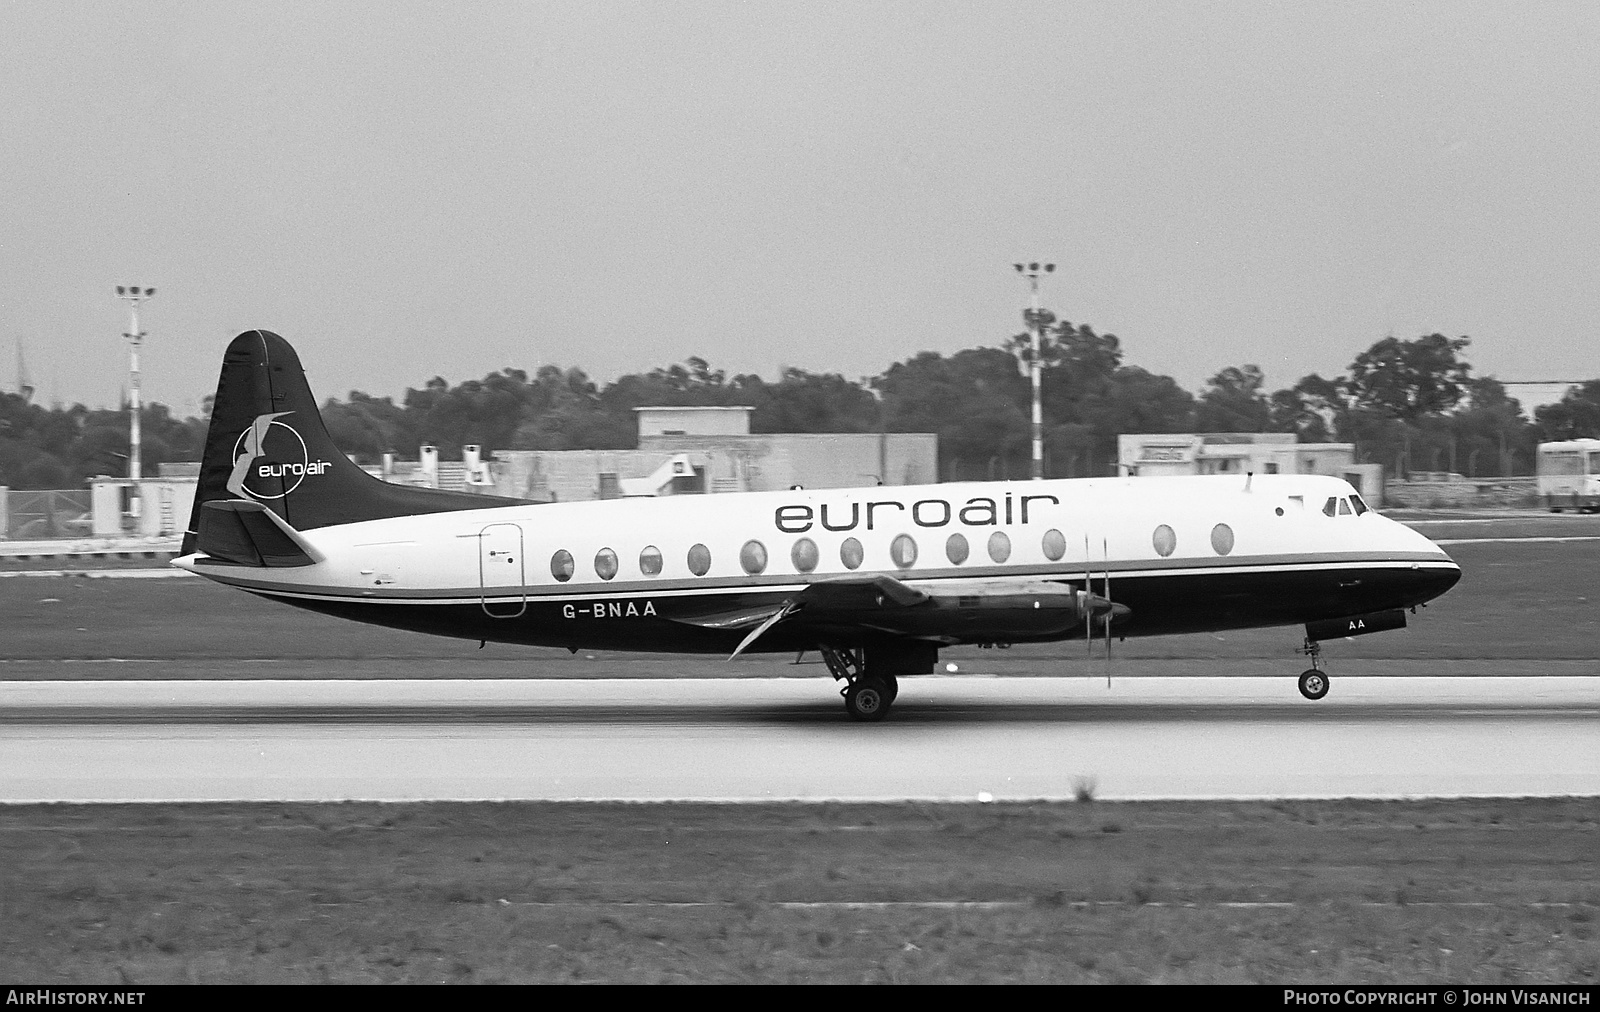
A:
[[1399, 527, 1462, 606], [1411, 558, 1462, 603]]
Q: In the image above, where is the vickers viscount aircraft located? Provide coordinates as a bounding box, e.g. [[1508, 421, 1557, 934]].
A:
[[176, 330, 1462, 721]]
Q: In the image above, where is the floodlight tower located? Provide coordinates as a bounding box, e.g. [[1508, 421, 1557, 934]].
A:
[[1013, 262, 1054, 480], [115, 286, 156, 483]]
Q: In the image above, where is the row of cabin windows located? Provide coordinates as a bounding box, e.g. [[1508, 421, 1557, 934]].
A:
[[547, 523, 1239, 582]]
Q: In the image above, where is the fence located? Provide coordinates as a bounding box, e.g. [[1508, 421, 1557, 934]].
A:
[[1, 489, 94, 540]]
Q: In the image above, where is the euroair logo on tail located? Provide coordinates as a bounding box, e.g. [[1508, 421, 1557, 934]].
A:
[[227, 412, 333, 500]]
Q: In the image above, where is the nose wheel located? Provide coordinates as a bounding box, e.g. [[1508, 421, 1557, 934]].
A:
[[1297, 636, 1330, 700]]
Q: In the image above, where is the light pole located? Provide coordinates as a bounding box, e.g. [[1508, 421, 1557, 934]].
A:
[[1014, 262, 1054, 480], [115, 286, 155, 486]]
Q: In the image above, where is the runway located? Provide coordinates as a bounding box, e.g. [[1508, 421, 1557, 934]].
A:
[[3, 676, 1597, 803]]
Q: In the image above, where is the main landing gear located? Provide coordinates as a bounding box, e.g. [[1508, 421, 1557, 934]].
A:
[[818, 644, 904, 722], [1298, 636, 1330, 700]]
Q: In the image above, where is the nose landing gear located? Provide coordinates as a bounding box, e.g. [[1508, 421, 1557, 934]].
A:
[[1297, 635, 1330, 700]]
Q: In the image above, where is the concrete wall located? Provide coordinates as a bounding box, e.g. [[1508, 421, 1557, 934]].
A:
[[1384, 476, 1539, 509]]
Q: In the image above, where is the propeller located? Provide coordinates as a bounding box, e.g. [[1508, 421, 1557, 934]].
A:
[[1103, 536, 1112, 687], [1078, 535, 1129, 686]]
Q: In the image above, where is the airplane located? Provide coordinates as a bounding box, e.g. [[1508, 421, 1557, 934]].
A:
[[175, 330, 1463, 721]]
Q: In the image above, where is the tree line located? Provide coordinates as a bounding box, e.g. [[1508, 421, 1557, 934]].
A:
[[2, 320, 1597, 489]]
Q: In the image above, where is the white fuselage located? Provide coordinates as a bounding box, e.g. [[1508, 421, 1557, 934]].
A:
[[177, 473, 1457, 653]]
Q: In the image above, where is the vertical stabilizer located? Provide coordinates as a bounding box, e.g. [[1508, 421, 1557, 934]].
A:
[[182, 330, 524, 554]]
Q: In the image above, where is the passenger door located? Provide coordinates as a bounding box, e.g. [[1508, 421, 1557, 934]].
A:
[[479, 523, 525, 618]]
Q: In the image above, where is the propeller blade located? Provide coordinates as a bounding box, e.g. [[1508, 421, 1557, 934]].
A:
[[1084, 535, 1093, 669], [1103, 537, 1112, 686]]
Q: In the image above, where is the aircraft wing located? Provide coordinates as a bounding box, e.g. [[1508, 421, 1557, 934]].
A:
[[687, 574, 1102, 659]]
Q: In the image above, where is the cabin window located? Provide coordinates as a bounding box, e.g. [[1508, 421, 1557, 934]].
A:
[[550, 550, 574, 583], [594, 548, 618, 581], [987, 531, 1011, 563], [946, 533, 969, 565], [687, 543, 711, 576], [639, 546, 663, 576], [890, 534, 917, 569], [740, 540, 768, 575], [791, 537, 819, 573], [1041, 529, 1066, 562], [840, 537, 864, 570], [1322, 497, 1338, 517], [1350, 494, 1369, 516], [1152, 525, 1176, 557], [1210, 523, 1235, 556]]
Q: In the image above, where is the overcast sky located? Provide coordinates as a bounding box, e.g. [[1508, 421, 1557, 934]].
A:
[[2, 1, 1596, 416]]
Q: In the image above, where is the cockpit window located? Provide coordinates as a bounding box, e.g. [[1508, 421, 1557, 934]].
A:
[[1322, 497, 1338, 517], [1350, 494, 1369, 515], [1338, 498, 1352, 516]]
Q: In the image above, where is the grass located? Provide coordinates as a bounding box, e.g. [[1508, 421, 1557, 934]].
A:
[[0, 798, 1594, 984]]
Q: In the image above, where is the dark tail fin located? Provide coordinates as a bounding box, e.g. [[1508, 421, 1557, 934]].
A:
[[181, 330, 522, 555]]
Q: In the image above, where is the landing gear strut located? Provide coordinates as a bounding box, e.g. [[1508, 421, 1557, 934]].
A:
[[1298, 636, 1329, 700], [818, 645, 900, 722]]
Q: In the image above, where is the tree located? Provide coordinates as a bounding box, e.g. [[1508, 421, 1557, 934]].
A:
[[322, 391, 416, 462], [752, 368, 880, 434], [1345, 334, 1472, 422], [1195, 365, 1271, 432], [1534, 380, 1600, 441], [1267, 385, 1332, 442], [875, 348, 1029, 480], [510, 366, 632, 450], [1452, 378, 1533, 476], [1012, 319, 1123, 427]]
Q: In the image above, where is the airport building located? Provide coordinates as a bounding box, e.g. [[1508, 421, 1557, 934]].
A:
[[483, 407, 938, 502], [1117, 432, 1382, 502]]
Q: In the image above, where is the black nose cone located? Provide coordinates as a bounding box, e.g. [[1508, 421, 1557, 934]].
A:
[[1411, 561, 1462, 606]]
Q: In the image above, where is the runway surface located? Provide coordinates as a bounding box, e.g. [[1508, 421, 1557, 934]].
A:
[[4, 676, 1597, 803]]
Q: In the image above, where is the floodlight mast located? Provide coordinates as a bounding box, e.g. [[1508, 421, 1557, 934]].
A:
[[1013, 262, 1055, 480], [114, 286, 155, 484]]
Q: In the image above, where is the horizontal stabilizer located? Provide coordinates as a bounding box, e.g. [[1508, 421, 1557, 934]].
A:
[[195, 500, 323, 568]]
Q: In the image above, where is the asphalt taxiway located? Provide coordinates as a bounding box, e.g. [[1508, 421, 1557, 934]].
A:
[[3, 676, 1596, 803]]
